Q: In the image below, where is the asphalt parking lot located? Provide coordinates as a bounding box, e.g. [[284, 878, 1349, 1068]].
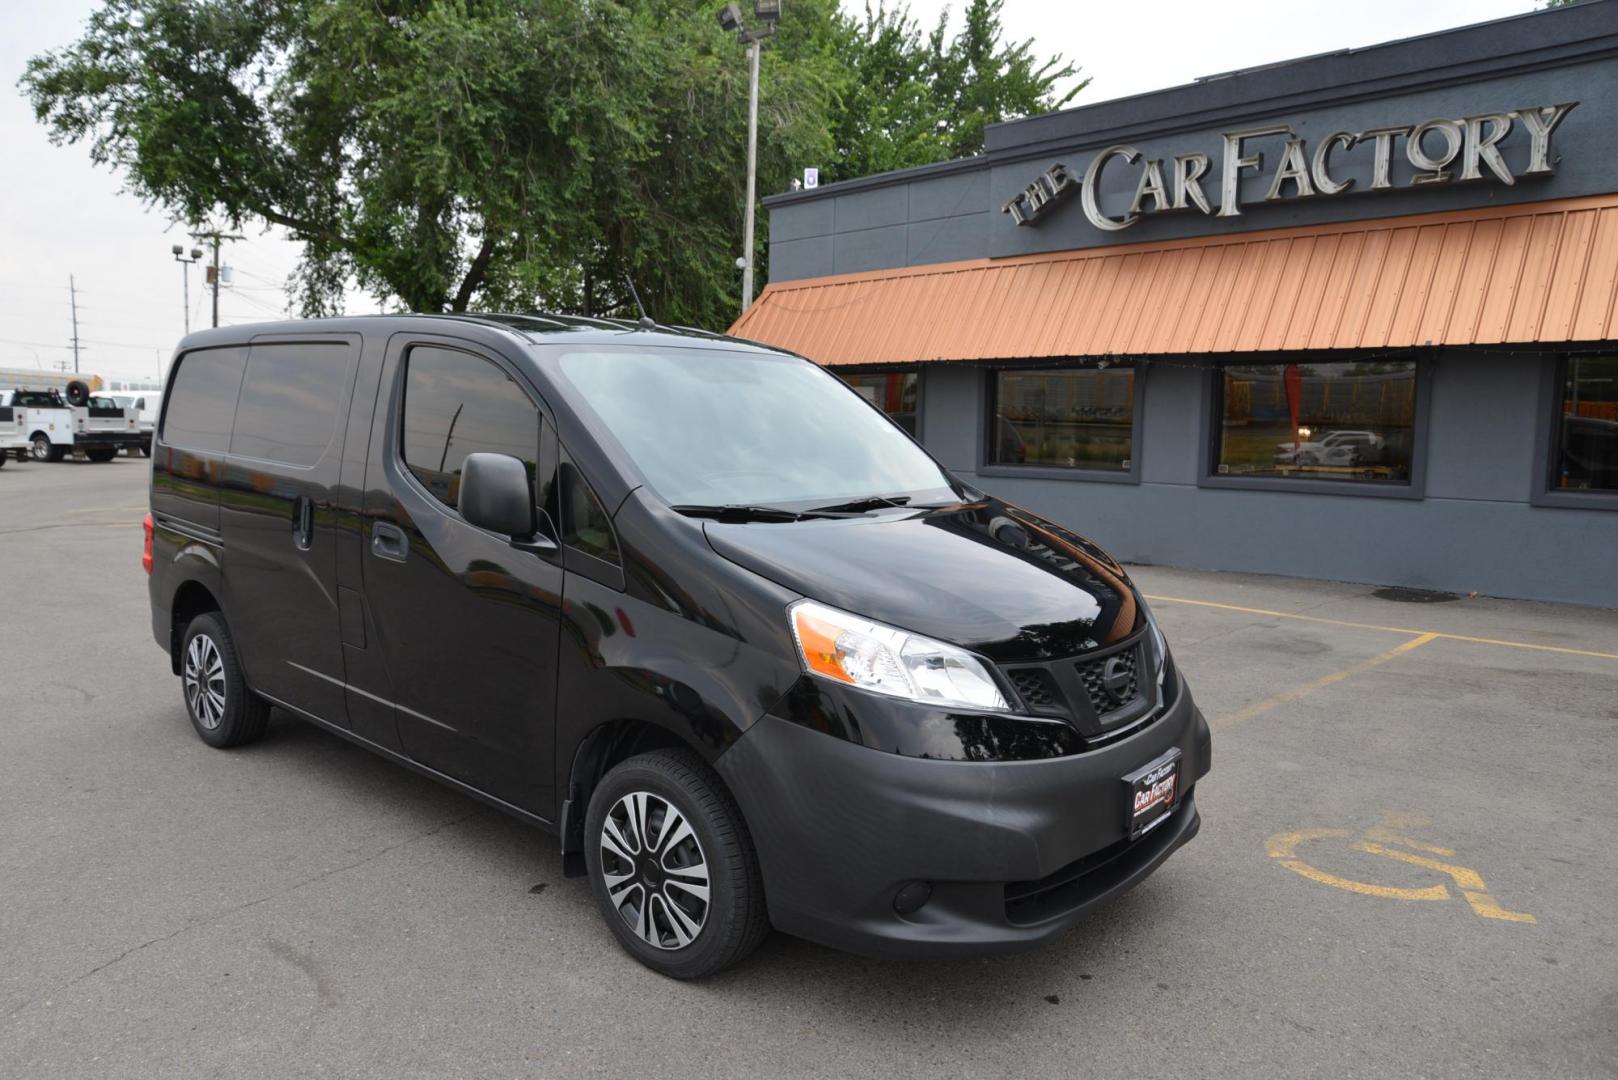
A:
[[2, 457, 1615, 1078]]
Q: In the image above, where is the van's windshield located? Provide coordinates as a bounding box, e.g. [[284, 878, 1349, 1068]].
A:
[[557, 347, 959, 510]]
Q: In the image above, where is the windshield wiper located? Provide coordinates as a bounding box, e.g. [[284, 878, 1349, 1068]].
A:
[[806, 494, 913, 514], [670, 503, 851, 523]]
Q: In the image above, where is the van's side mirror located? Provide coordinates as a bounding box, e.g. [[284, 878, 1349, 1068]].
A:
[[459, 453, 545, 543]]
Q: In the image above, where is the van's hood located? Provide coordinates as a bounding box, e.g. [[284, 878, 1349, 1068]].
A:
[[702, 498, 1141, 662]]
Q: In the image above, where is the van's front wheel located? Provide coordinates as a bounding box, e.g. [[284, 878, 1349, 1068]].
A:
[[180, 613, 270, 748], [584, 749, 767, 979]]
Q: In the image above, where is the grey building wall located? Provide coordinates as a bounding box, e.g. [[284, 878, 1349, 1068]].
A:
[[916, 354, 1617, 607], [765, 2, 1618, 283]]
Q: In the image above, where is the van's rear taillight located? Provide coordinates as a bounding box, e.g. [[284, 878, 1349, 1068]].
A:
[[142, 513, 154, 574]]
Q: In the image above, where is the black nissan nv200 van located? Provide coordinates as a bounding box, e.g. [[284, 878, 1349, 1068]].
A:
[[145, 315, 1210, 978]]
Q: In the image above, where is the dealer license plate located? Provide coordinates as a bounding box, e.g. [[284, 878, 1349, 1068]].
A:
[[1123, 749, 1181, 840]]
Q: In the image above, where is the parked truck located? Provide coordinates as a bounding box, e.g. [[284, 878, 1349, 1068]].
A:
[[3, 379, 142, 462], [0, 391, 28, 465], [101, 377, 165, 457]]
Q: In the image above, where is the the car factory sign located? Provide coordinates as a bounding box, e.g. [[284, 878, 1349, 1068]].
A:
[[1001, 103, 1577, 232]]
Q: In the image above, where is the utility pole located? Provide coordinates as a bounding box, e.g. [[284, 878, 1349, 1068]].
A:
[[191, 229, 243, 329], [69, 274, 82, 374]]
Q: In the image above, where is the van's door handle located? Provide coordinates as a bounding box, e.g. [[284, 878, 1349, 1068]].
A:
[[371, 521, 408, 563], [292, 496, 315, 551]]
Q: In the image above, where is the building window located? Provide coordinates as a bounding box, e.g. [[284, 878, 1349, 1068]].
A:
[[840, 370, 919, 436], [1213, 360, 1417, 484], [1550, 356, 1618, 494], [988, 366, 1135, 470]]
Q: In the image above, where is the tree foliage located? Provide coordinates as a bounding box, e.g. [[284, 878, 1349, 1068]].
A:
[[23, 0, 1082, 325]]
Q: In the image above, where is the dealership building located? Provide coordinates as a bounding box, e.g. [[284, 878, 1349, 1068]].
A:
[[731, 2, 1618, 607]]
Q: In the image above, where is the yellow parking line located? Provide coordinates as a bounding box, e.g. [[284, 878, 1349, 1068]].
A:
[[1212, 633, 1439, 731], [1145, 594, 1618, 661]]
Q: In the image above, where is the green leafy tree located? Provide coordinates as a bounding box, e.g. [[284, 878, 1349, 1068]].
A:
[[23, 0, 1082, 324], [825, 0, 1085, 182]]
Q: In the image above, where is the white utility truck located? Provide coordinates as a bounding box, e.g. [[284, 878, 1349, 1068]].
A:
[[0, 375, 142, 462], [0, 391, 27, 465]]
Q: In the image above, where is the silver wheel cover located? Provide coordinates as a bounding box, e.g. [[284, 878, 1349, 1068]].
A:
[[183, 633, 227, 730], [599, 791, 711, 950]]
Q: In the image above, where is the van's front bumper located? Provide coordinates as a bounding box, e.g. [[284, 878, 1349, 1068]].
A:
[[716, 674, 1210, 958]]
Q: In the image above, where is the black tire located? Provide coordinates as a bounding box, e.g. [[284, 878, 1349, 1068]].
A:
[[85, 447, 117, 463], [179, 613, 271, 748], [585, 748, 768, 979], [30, 434, 63, 463]]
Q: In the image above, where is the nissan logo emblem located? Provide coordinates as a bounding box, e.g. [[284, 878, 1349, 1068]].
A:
[[1100, 656, 1132, 703]]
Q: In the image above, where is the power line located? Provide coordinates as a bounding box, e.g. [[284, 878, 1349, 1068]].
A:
[[0, 335, 168, 352]]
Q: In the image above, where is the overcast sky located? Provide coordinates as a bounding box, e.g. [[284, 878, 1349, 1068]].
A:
[[0, 0, 1534, 381]]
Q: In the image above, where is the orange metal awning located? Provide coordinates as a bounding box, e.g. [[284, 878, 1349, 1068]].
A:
[[730, 195, 1618, 365]]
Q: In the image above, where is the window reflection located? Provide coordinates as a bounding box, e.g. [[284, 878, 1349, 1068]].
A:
[[402, 346, 540, 511], [839, 370, 919, 436], [989, 366, 1135, 470], [1216, 361, 1417, 484], [1553, 356, 1618, 493]]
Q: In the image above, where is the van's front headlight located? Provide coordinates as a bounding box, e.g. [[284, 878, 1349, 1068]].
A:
[[788, 599, 1009, 712]]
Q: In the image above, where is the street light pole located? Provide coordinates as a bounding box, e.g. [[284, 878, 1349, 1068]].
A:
[[172, 244, 203, 333], [717, 2, 779, 318], [741, 37, 761, 313]]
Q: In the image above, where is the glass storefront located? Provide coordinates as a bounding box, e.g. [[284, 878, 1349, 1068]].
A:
[[1551, 356, 1618, 493], [1214, 360, 1417, 484], [988, 366, 1135, 470]]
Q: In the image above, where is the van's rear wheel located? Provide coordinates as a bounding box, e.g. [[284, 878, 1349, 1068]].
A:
[[180, 613, 270, 748], [585, 749, 767, 979], [85, 447, 117, 463]]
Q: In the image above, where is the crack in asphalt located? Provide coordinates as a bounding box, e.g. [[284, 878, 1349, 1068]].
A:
[[0, 808, 482, 1024], [0, 521, 140, 536]]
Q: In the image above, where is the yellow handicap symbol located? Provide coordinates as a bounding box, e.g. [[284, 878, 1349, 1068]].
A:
[[1266, 813, 1535, 924]]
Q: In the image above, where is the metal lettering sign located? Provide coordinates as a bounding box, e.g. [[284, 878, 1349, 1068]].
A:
[[1002, 103, 1577, 231]]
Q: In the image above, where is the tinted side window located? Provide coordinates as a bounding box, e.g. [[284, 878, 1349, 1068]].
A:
[[162, 348, 247, 453], [229, 343, 351, 467], [402, 346, 540, 512], [562, 462, 620, 566]]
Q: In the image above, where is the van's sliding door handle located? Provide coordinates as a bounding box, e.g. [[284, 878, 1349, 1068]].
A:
[[292, 496, 315, 551], [371, 521, 409, 562]]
